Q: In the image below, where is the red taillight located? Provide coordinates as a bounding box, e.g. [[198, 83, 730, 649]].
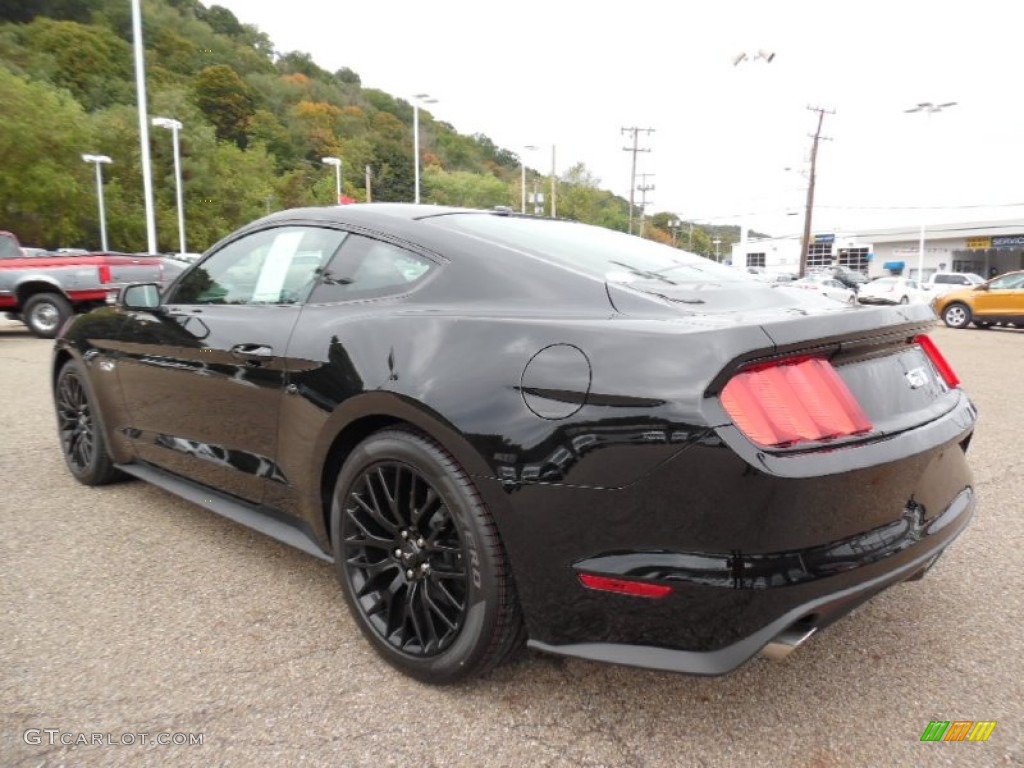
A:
[[721, 357, 872, 447], [578, 573, 672, 599], [914, 334, 960, 388], [97, 264, 112, 284]]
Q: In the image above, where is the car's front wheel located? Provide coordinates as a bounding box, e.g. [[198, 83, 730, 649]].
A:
[[55, 360, 122, 485], [24, 292, 72, 339], [898, 295, 909, 305], [330, 429, 524, 684], [942, 302, 972, 329]]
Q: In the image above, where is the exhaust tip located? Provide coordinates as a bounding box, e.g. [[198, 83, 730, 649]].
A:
[[760, 624, 817, 661]]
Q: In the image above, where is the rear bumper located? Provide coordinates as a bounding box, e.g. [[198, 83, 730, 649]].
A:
[[488, 388, 977, 675], [531, 486, 973, 675]]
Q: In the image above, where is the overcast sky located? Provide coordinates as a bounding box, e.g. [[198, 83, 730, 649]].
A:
[[212, 0, 1024, 237]]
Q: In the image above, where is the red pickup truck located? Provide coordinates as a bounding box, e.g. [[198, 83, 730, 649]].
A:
[[1, 231, 165, 338]]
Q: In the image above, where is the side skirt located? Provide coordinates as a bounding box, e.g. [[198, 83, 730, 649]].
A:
[[115, 461, 334, 563]]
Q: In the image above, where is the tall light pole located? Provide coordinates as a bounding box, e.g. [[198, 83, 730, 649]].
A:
[[904, 101, 957, 282], [321, 157, 342, 204], [152, 117, 186, 255], [412, 93, 437, 204], [130, 0, 156, 253], [82, 154, 112, 251], [520, 145, 539, 213]]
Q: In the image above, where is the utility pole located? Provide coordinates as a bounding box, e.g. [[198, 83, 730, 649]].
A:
[[550, 145, 557, 218], [621, 126, 654, 235], [798, 105, 834, 277], [365, 165, 373, 203], [636, 173, 655, 237]]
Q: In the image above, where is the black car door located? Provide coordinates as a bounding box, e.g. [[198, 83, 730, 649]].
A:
[[114, 225, 347, 503]]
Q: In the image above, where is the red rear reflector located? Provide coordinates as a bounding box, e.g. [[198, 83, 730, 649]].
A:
[[578, 573, 672, 599], [98, 264, 112, 284], [721, 357, 872, 447], [914, 334, 960, 388]]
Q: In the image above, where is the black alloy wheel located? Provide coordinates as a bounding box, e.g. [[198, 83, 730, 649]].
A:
[[331, 429, 523, 683], [55, 361, 121, 485]]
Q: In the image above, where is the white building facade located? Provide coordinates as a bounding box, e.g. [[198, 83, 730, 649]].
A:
[[730, 218, 1024, 281]]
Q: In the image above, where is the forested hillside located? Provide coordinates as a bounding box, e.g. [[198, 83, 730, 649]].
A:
[[0, 0, 742, 255]]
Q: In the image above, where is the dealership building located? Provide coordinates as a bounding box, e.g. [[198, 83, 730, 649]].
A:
[[731, 218, 1024, 280]]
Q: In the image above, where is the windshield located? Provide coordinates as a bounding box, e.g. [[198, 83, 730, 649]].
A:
[[430, 214, 749, 286]]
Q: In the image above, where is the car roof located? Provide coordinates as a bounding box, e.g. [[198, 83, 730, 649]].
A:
[[257, 203, 490, 228]]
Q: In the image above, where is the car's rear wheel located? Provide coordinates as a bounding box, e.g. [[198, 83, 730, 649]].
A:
[[330, 429, 523, 684], [942, 302, 972, 329], [55, 360, 122, 485], [24, 292, 73, 339]]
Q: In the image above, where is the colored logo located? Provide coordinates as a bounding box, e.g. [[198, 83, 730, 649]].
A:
[[920, 721, 996, 742]]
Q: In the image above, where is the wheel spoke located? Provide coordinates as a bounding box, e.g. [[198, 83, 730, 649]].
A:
[[356, 481, 396, 533], [375, 467, 398, 519], [422, 582, 457, 633], [346, 502, 396, 542], [405, 582, 430, 651], [411, 487, 440, 528], [342, 505, 393, 548], [431, 579, 465, 613]]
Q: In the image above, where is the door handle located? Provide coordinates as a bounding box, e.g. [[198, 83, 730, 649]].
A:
[[230, 343, 274, 362]]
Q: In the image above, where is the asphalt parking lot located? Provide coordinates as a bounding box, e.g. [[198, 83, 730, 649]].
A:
[[1, 317, 1021, 768]]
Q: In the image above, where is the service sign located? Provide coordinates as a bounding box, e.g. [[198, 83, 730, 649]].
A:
[[992, 235, 1024, 248]]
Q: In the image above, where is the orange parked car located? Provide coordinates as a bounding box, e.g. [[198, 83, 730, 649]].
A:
[[933, 270, 1024, 329]]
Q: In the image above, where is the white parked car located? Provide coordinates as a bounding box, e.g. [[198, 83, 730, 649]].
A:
[[783, 274, 857, 304], [858, 277, 927, 305]]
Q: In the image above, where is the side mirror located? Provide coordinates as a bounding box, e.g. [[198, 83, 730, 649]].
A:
[[120, 283, 162, 309], [974, 284, 990, 291]]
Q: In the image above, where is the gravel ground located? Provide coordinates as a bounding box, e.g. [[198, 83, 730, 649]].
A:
[[1, 317, 1021, 767]]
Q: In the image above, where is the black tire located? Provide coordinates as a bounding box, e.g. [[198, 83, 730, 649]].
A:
[[23, 292, 73, 339], [942, 302, 972, 329], [54, 360, 122, 485], [330, 428, 524, 684]]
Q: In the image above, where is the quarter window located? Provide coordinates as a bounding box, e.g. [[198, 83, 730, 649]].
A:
[[169, 227, 347, 305], [308, 235, 435, 303]]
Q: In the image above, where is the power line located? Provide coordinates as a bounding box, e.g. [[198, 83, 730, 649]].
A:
[[621, 126, 654, 235]]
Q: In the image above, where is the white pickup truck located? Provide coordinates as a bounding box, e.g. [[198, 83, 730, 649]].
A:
[[922, 272, 985, 297]]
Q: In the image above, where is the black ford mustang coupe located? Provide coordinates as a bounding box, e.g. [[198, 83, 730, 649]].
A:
[[52, 205, 976, 684]]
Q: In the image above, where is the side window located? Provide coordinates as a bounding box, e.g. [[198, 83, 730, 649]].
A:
[[169, 226, 346, 305], [987, 274, 1021, 290], [308, 234, 435, 303]]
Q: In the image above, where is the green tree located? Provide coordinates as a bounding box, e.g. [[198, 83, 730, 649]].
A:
[[422, 168, 509, 209], [0, 69, 94, 247], [193, 64, 255, 146]]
